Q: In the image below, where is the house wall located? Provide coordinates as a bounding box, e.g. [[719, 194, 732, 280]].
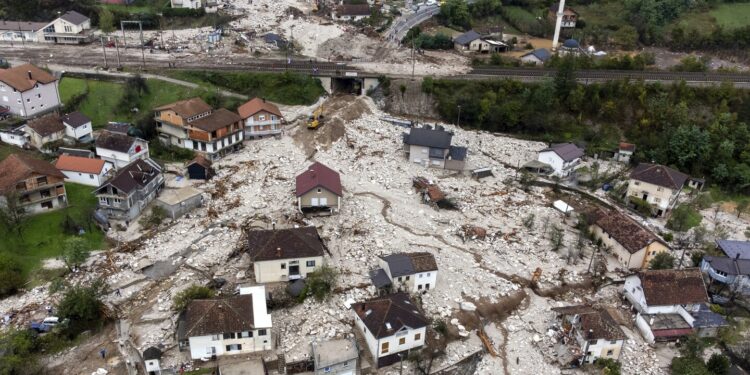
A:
[[5, 174, 67, 214], [64, 122, 92, 141], [635, 313, 656, 344], [520, 54, 543, 65], [0, 81, 60, 118], [537, 151, 564, 176], [46, 18, 90, 35], [155, 193, 203, 220], [0, 30, 42, 43], [253, 256, 324, 283], [582, 338, 624, 363], [144, 359, 160, 373], [314, 358, 357, 375], [156, 120, 189, 146], [244, 111, 282, 138], [97, 173, 164, 222], [590, 224, 668, 269], [627, 179, 680, 215], [469, 39, 490, 52], [354, 312, 379, 360], [187, 330, 272, 359], [60, 163, 112, 187], [299, 188, 340, 210], [408, 144, 446, 169], [375, 327, 426, 358], [28, 129, 64, 149], [624, 275, 702, 314], [184, 131, 243, 161], [96, 139, 149, 169], [444, 159, 466, 171], [0, 130, 28, 147], [389, 270, 437, 293], [171, 0, 202, 9]]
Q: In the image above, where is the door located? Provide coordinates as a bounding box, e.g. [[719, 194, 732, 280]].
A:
[[642, 194, 648, 200], [311, 197, 319, 206]]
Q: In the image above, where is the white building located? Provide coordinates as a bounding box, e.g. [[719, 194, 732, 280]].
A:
[[312, 338, 359, 375], [627, 163, 688, 217], [40, 10, 93, 44], [61, 111, 93, 142], [244, 226, 326, 283], [171, 0, 203, 9], [0, 125, 29, 147], [142, 347, 162, 375], [95, 130, 150, 169], [55, 155, 113, 187], [178, 285, 272, 360], [0, 21, 46, 43], [520, 48, 552, 65], [371, 252, 438, 294], [0, 63, 61, 118], [537, 143, 584, 177], [352, 293, 428, 368]]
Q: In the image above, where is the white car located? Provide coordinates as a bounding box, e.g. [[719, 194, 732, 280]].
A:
[[42, 317, 60, 325]]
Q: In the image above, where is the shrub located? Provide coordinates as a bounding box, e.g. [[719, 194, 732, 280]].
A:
[[0, 253, 24, 298], [595, 357, 622, 375], [706, 354, 730, 375], [667, 204, 703, 232], [433, 318, 448, 335], [57, 281, 108, 338], [140, 206, 168, 229], [299, 265, 338, 302], [661, 231, 674, 242], [691, 251, 705, 267], [649, 252, 675, 270], [173, 285, 215, 311]]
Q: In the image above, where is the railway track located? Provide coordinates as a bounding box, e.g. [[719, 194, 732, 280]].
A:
[[469, 67, 750, 83]]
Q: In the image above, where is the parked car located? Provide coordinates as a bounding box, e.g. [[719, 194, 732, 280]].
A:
[[29, 317, 61, 333]]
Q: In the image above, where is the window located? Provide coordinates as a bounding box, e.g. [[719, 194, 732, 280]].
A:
[[64, 25, 72, 32], [418, 285, 423, 290], [37, 94, 41, 98], [306, 260, 315, 267], [381, 342, 389, 354], [399, 337, 406, 345], [425, 284, 430, 290], [606, 349, 614, 356], [99, 197, 108, 205], [211, 334, 220, 340], [26, 98, 30, 102], [207, 346, 216, 354], [225, 344, 242, 351], [258, 329, 267, 336], [634, 181, 640, 185], [89, 174, 95, 179], [223, 332, 236, 339], [40, 189, 51, 198], [414, 333, 421, 341], [406, 276, 410, 281], [242, 331, 252, 338], [656, 187, 663, 192], [427, 272, 431, 277], [317, 188, 321, 193], [281, 263, 286, 269], [36, 176, 48, 185], [419, 274, 423, 278], [398, 277, 402, 282], [609, 340, 617, 344]]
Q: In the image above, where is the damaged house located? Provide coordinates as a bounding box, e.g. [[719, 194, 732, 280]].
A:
[[551, 305, 625, 365], [243, 226, 326, 283], [403, 126, 467, 171], [589, 209, 670, 270], [94, 158, 164, 222], [370, 252, 438, 294]]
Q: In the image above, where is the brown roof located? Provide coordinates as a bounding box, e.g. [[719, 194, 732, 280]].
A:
[[351, 293, 428, 339], [61, 111, 91, 129], [619, 142, 636, 152], [188, 154, 212, 169], [154, 97, 212, 118], [552, 305, 625, 341], [381, 252, 438, 277], [181, 295, 255, 338], [0, 154, 65, 192], [95, 159, 161, 195], [189, 108, 242, 132], [630, 163, 688, 190], [244, 226, 326, 262], [0, 63, 57, 92], [295, 162, 342, 197], [0, 20, 48, 32], [237, 97, 283, 119], [95, 131, 137, 153], [592, 209, 667, 254], [639, 268, 709, 306], [337, 3, 372, 16], [26, 113, 65, 137], [55, 155, 107, 174]]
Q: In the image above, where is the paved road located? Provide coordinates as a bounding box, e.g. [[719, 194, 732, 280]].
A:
[[385, 5, 441, 45]]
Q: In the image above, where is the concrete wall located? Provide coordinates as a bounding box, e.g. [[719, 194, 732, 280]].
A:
[[155, 193, 203, 220], [374, 327, 426, 358], [583, 338, 624, 364], [0, 81, 60, 118], [635, 314, 656, 344], [388, 270, 437, 293], [188, 329, 272, 359], [253, 256, 323, 283], [0, 130, 28, 147], [408, 145, 447, 168], [354, 312, 379, 360], [60, 163, 112, 187]]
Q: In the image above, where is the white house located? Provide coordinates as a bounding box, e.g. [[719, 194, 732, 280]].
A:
[[589, 209, 671, 270], [700, 240, 750, 296], [312, 338, 359, 375], [0, 21, 46, 43], [55, 155, 113, 187], [331, 4, 372, 21], [520, 48, 552, 65], [244, 226, 326, 283], [537, 143, 584, 177], [178, 285, 272, 360], [352, 293, 428, 368], [237, 97, 284, 139], [95, 130, 150, 169], [61, 111, 93, 142], [623, 269, 710, 343], [371, 252, 438, 294], [171, 0, 203, 9], [0, 125, 29, 147], [40, 10, 93, 44], [142, 347, 162, 375], [627, 163, 688, 217], [551, 305, 625, 365], [0, 63, 61, 118]]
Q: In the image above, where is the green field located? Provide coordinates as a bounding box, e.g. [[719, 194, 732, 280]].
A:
[[503, 6, 539, 24], [0, 183, 106, 281], [59, 77, 208, 128], [575, 1, 629, 30], [710, 3, 750, 30]]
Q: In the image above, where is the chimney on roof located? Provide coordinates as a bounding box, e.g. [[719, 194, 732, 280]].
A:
[[276, 247, 282, 257], [272, 221, 276, 230], [27, 71, 32, 80]]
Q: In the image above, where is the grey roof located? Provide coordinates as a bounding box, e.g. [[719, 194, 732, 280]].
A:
[[405, 127, 453, 149], [691, 304, 728, 328], [0, 20, 48, 32], [381, 252, 438, 277], [370, 268, 392, 288], [449, 146, 468, 161], [312, 338, 359, 369], [96, 131, 136, 153], [562, 39, 580, 48], [454, 30, 481, 45], [61, 111, 91, 129], [59, 147, 94, 158], [541, 143, 584, 162], [703, 256, 750, 276], [59, 11, 89, 26], [716, 240, 750, 259], [522, 48, 552, 62]]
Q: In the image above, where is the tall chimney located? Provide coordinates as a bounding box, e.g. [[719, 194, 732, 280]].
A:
[[276, 247, 282, 257], [27, 71, 32, 80]]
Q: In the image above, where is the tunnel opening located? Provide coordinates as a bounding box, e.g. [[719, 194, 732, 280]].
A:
[[331, 77, 363, 95]]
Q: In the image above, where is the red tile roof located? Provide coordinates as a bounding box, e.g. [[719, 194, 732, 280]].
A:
[[639, 268, 709, 306], [55, 155, 107, 174], [154, 97, 212, 118], [592, 209, 668, 254], [296, 162, 342, 197], [237, 97, 282, 119], [0, 154, 65, 192], [0, 64, 57, 93]]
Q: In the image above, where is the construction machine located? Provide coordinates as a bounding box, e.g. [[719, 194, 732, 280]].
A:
[[307, 106, 324, 129]]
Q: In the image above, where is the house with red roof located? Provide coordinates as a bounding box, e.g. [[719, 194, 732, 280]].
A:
[[55, 155, 113, 187], [295, 162, 342, 214], [237, 97, 284, 139]]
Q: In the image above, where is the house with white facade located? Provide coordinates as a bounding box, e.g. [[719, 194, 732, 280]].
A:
[[370, 252, 438, 294], [352, 293, 428, 368], [55, 155, 113, 187], [61, 111, 93, 142], [170, 0, 203, 9], [700, 240, 750, 296], [94, 158, 164, 222], [0, 63, 61, 118], [40, 11, 93, 44], [403, 125, 468, 170], [615, 142, 635, 163], [537, 143, 584, 178], [312, 338, 359, 375], [0, 124, 29, 147], [295, 161, 342, 214], [589, 209, 670, 270], [626, 163, 688, 217], [237, 97, 284, 139], [25, 113, 65, 149], [95, 130, 150, 169], [331, 4, 372, 22], [177, 285, 272, 360], [243, 226, 326, 283], [0, 21, 46, 43], [623, 269, 719, 343], [551, 305, 625, 365], [520, 48, 552, 65]]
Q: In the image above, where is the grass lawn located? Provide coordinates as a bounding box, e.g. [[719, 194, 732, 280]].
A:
[[0, 183, 106, 281], [0, 143, 44, 162], [503, 6, 539, 24], [59, 77, 208, 128], [575, 1, 629, 30], [669, 11, 718, 36], [710, 3, 750, 30]]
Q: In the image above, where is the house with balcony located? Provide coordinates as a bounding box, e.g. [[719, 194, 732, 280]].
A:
[[154, 98, 243, 161], [93, 158, 164, 223], [0, 21, 46, 43], [25, 113, 65, 149], [623, 269, 723, 343], [547, 5, 578, 29], [40, 11, 94, 44], [237, 97, 284, 139], [403, 125, 468, 170], [0, 63, 61, 118], [242, 226, 326, 283], [370, 252, 438, 294], [626, 163, 688, 217], [352, 293, 428, 368], [177, 285, 273, 359], [537, 143, 584, 178], [551, 305, 625, 365], [589, 209, 670, 270], [95, 130, 150, 169], [0, 153, 67, 214], [700, 240, 750, 296]]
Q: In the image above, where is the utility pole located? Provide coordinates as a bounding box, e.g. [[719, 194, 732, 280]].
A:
[[18, 23, 25, 48], [100, 36, 108, 68], [411, 39, 416, 81], [115, 36, 121, 67], [456, 105, 461, 127]]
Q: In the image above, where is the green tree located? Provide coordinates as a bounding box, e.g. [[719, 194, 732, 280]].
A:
[[612, 25, 639, 50], [667, 125, 710, 172], [736, 199, 749, 218], [173, 285, 215, 312], [595, 357, 622, 375], [62, 237, 89, 272], [57, 281, 108, 337], [706, 354, 730, 375], [0, 329, 39, 374], [0, 253, 24, 298], [98, 8, 115, 34], [649, 252, 675, 269], [554, 55, 577, 99], [550, 226, 564, 251], [300, 265, 338, 302], [671, 356, 711, 375], [667, 204, 703, 232], [439, 0, 471, 29], [0, 191, 28, 238]]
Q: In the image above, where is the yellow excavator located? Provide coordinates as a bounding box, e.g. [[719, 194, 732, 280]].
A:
[[307, 105, 324, 129]]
